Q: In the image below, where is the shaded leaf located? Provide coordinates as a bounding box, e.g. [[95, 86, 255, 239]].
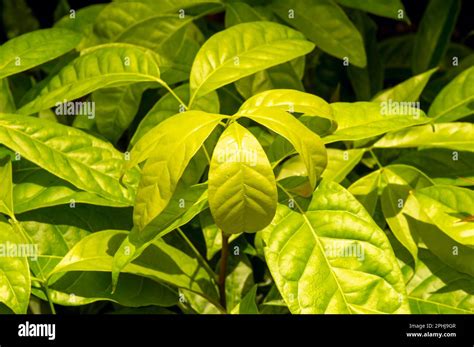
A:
[[402, 248, 474, 314], [273, 0, 366, 67], [412, 0, 460, 73], [50, 230, 220, 306], [335, 0, 407, 21]]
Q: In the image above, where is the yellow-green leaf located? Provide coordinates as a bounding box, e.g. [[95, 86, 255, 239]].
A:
[[208, 122, 277, 235]]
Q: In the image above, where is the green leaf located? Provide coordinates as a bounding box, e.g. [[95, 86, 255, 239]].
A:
[[224, 4, 303, 99], [372, 68, 437, 103], [262, 180, 409, 313], [0, 220, 30, 314], [273, 0, 366, 67], [55, 5, 106, 50], [374, 123, 474, 153], [141, 29, 201, 82], [133, 111, 222, 231], [113, 15, 193, 53], [55, 4, 105, 34], [39, 272, 177, 308], [189, 21, 314, 101], [225, 2, 269, 28], [0, 157, 14, 218], [260, 284, 289, 314], [324, 102, 429, 143], [181, 289, 222, 314], [347, 12, 383, 101], [105, 14, 194, 78], [112, 183, 208, 288], [322, 149, 365, 183], [199, 210, 238, 260], [235, 61, 305, 101], [15, 51, 78, 109], [276, 155, 313, 198], [128, 110, 222, 169], [412, 0, 460, 74], [208, 122, 277, 235], [429, 66, 474, 122], [0, 78, 15, 113], [403, 194, 474, 277], [99, 0, 221, 22], [381, 165, 434, 263], [231, 285, 259, 314], [49, 230, 220, 306], [226, 254, 254, 312], [413, 185, 474, 247], [18, 44, 162, 115], [12, 162, 129, 214], [0, 28, 81, 79], [379, 34, 415, 74], [2, 0, 39, 39], [133, 183, 208, 247], [335, 0, 407, 21], [239, 89, 332, 121], [89, 2, 200, 83], [130, 86, 219, 187], [395, 149, 474, 186], [0, 113, 137, 205], [18, 204, 132, 279], [348, 170, 382, 215], [240, 107, 327, 189], [131, 84, 219, 146], [91, 2, 158, 43], [402, 248, 474, 314], [93, 84, 146, 144]]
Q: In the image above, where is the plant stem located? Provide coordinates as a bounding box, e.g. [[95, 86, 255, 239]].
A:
[[176, 227, 215, 277], [156, 78, 188, 110], [202, 145, 211, 164], [218, 231, 230, 311], [43, 284, 56, 315], [368, 149, 383, 169]]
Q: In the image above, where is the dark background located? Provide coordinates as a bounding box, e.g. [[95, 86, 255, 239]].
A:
[[0, 0, 473, 48]]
